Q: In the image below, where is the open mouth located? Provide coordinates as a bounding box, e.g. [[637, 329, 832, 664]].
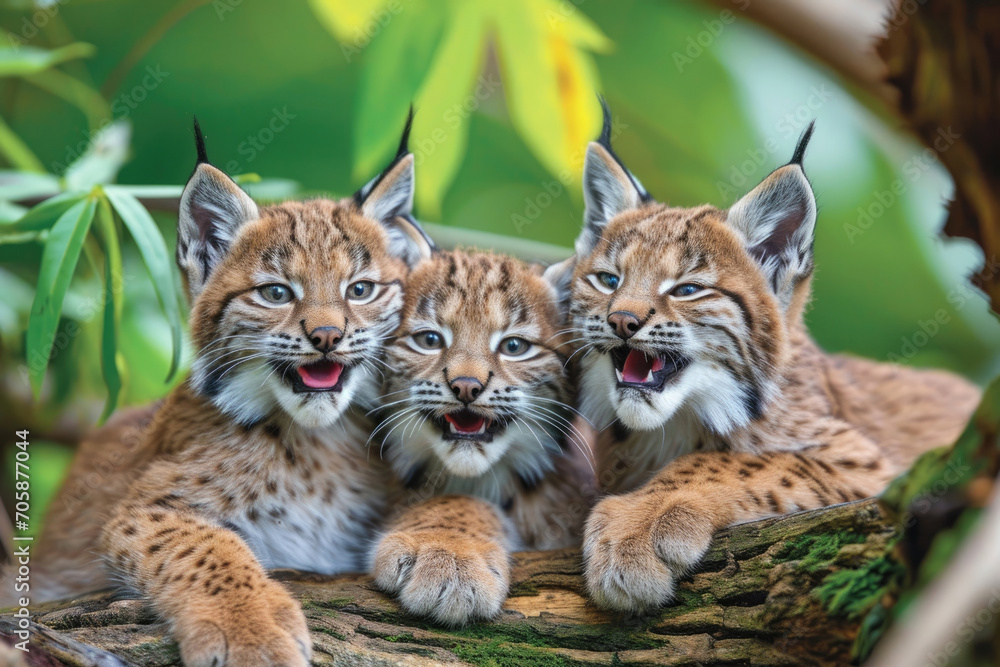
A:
[[290, 359, 348, 393], [434, 409, 502, 443], [610, 347, 688, 392]]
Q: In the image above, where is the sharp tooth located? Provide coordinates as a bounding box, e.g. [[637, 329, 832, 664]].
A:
[[615, 368, 624, 383], [476, 422, 486, 434], [644, 370, 655, 383], [449, 422, 458, 434]]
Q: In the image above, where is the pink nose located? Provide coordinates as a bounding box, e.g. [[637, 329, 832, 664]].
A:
[[449, 377, 484, 404], [308, 326, 343, 352]]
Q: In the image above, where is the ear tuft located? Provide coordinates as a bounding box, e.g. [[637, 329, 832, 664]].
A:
[[354, 108, 435, 268], [789, 120, 815, 166], [576, 98, 649, 256], [193, 116, 209, 165]]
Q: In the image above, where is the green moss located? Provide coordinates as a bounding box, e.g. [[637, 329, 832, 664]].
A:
[[773, 532, 867, 572], [451, 639, 575, 666], [453, 620, 663, 652], [383, 632, 417, 643], [314, 626, 348, 642], [816, 554, 903, 620], [507, 581, 540, 597]]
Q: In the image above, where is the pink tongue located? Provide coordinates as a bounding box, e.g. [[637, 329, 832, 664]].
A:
[[622, 350, 656, 383], [297, 360, 344, 389], [445, 412, 486, 433]]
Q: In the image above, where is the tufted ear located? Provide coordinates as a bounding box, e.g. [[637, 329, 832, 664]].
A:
[[177, 118, 259, 299], [542, 256, 576, 312], [354, 107, 434, 268], [727, 122, 817, 310], [577, 97, 649, 256]]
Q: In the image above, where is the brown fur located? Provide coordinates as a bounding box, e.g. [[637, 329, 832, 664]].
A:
[[565, 135, 981, 612], [371, 250, 596, 626], [19, 150, 429, 664]]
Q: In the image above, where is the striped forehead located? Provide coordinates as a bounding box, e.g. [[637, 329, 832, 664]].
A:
[[411, 252, 542, 333], [600, 205, 723, 277], [251, 204, 383, 279]]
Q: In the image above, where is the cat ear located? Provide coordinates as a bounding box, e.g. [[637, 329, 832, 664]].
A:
[[354, 107, 433, 268], [726, 122, 817, 310], [542, 256, 576, 312], [177, 118, 259, 299], [577, 97, 648, 256]]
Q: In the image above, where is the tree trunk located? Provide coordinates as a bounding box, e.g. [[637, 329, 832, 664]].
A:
[[1, 498, 895, 666]]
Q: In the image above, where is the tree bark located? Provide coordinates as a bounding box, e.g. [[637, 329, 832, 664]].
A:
[[1, 498, 895, 667]]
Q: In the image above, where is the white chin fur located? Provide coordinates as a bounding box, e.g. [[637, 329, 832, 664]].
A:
[[585, 355, 751, 435], [206, 360, 374, 429], [431, 432, 511, 478]]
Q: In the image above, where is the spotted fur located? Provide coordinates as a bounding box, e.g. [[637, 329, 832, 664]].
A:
[[370, 250, 596, 626], [22, 118, 432, 665], [563, 105, 981, 613]]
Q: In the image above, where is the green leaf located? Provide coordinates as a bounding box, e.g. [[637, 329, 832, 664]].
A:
[[104, 186, 182, 382], [93, 195, 123, 422], [3, 192, 87, 232], [0, 113, 45, 172], [0, 171, 60, 201], [0, 200, 27, 223], [307, 0, 389, 43], [0, 229, 43, 245], [26, 196, 97, 398], [353, 0, 446, 181], [63, 121, 131, 189], [0, 43, 96, 77], [410, 1, 489, 217], [107, 184, 183, 199]]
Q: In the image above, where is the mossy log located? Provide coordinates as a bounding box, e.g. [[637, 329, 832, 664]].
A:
[[1, 498, 894, 667]]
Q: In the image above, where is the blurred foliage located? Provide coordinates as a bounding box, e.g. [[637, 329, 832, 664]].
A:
[[0, 0, 997, 425]]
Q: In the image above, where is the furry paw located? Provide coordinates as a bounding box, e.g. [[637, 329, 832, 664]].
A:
[[583, 494, 713, 613], [373, 530, 510, 626], [175, 580, 311, 667]]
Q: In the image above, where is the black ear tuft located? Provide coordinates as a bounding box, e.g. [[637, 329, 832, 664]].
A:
[[592, 95, 650, 203], [395, 104, 415, 161], [789, 121, 815, 166], [353, 107, 417, 208], [597, 94, 613, 149], [193, 116, 209, 165]]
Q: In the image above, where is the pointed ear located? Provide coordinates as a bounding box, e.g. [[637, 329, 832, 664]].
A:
[[727, 123, 817, 309], [354, 108, 434, 267], [177, 162, 259, 298], [577, 99, 647, 256], [542, 256, 576, 311]]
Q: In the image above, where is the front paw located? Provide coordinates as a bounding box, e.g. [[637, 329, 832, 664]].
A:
[[583, 495, 713, 613], [175, 580, 311, 667], [373, 530, 509, 627]]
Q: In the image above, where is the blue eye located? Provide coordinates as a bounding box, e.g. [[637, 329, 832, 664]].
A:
[[671, 283, 703, 297], [597, 273, 620, 289], [347, 281, 375, 301], [258, 284, 292, 304], [500, 337, 531, 357], [413, 331, 444, 350]]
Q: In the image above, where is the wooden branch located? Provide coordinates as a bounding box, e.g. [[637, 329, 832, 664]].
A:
[[1, 498, 895, 666]]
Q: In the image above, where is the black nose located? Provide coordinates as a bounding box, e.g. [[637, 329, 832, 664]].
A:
[[608, 311, 642, 340], [449, 377, 484, 404], [308, 326, 343, 352]]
